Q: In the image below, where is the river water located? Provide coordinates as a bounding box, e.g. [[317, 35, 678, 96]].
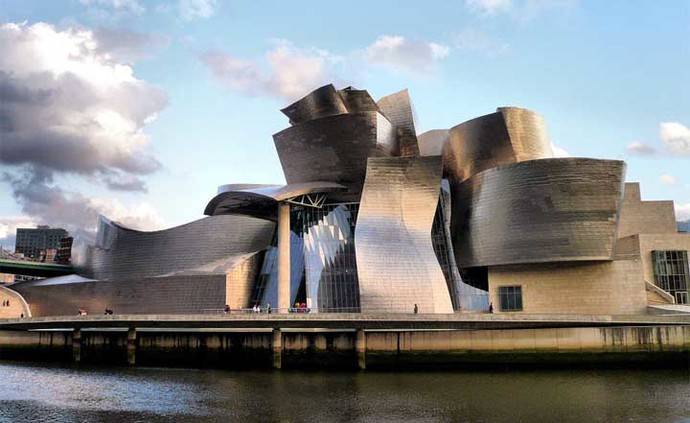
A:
[[0, 361, 688, 422]]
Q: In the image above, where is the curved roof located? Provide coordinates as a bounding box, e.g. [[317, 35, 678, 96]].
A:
[[204, 181, 347, 217], [443, 107, 553, 183]]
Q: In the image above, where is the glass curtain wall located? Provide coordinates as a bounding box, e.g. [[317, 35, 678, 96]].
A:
[[652, 250, 690, 304], [294, 203, 360, 312]]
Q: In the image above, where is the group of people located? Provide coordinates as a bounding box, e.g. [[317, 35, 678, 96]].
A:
[[104, 308, 114, 315], [1, 299, 10, 307], [291, 302, 310, 313], [251, 303, 271, 314]]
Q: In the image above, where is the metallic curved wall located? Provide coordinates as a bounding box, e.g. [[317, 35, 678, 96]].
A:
[[83, 214, 275, 281], [450, 158, 626, 268], [443, 107, 553, 183], [338, 87, 379, 113], [376, 89, 419, 156], [418, 129, 449, 157], [280, 84, 348, 125], [355, 156, 453, 313], [273, 112, 396, 192]]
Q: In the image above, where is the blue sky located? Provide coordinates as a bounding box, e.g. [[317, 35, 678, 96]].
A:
[[0, 0, 689, 246]]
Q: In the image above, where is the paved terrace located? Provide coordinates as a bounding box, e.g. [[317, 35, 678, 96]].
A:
[[1, 313, 690, 331]]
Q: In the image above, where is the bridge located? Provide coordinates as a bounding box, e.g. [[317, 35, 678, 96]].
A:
[[0, 258, 74, 278]]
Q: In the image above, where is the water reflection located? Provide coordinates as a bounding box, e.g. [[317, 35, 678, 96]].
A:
[[0, 361, 688, 422]]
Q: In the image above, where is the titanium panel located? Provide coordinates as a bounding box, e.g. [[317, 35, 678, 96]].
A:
[[443, 107, 553, 182], [83, 214, 275, 281], [280, 84, 348, 125], [355, 156, 453, 314], [338, 87, 379, 113], [273, 112, 396, 192], [451, 158, 626, 268], [376, 89, 420, 156], [418, 129, 449, 157]]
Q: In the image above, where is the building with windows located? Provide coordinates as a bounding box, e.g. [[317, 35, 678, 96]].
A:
[[4, 84, 689, 318], [15, 226, 68, 261]]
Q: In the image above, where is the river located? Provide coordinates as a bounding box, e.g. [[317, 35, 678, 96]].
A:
[[0, 361, 688, 422]]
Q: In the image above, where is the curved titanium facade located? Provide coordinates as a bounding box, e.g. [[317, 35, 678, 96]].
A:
[[451, 158, 626, 268], [83, 214, 275, 281], [443, 107, 553, 183], [376, 89, 419, 156], [418, 129, 449, 157], [273, 112, 397, 191], [204, 181, 347, 218], [355, 156, 453, 314], [280, 84, 348, 125]]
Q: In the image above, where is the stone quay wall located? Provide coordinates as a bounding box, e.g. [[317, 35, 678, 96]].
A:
[[1, 325, 688, 369]]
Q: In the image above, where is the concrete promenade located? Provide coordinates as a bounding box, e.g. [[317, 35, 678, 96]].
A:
[[1, 312, 690, 331]]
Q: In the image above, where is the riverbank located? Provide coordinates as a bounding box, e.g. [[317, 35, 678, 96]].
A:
[[1, 323, 688, 369]]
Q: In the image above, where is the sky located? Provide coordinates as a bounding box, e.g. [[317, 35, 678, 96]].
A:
[[0, 0, 689, 248]]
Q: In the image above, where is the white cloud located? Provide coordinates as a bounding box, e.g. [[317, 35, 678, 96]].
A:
[[465, 0, 513, 15], [79, 0, 145, 15], [550, 142, 570, 157], [179, 0, 218, 20], [660, 122, 690, 155], [626, 141, 657, 156], [0, 216, 37, 247], [466, 0, 577, 20], [365, 35, 450, 73], [660, 174, 677, 185], [453, 28, 509, 56], [0, 22, 166, 183], [201, 40, 342, 101], [676, 203, 690, 221], [0, 21, 166, 238]]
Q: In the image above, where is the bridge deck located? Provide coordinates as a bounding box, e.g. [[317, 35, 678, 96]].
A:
[[0, 258, 74, 277], [1, 313, 689, 331]]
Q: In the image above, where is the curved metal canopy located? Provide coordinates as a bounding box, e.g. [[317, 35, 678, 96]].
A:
[[204, 181, 347, 218]]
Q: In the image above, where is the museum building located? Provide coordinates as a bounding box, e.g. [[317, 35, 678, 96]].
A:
[[2, 84, 689, 317]]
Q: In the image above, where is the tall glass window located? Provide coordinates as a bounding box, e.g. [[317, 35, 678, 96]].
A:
[[293, 203, 360, 312], [652, 250, 690, 304], [498, 286, 523, 311]]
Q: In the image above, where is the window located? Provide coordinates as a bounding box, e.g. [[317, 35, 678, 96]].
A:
[[652, 250, 689, 305], [498, 286, 523, 311]]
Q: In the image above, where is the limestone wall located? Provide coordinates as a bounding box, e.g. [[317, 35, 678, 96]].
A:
[[617, 183, 677, 238], [0, 286, 31, 318], [637, 233, 690, 285], [488, 259, 647, 315]]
